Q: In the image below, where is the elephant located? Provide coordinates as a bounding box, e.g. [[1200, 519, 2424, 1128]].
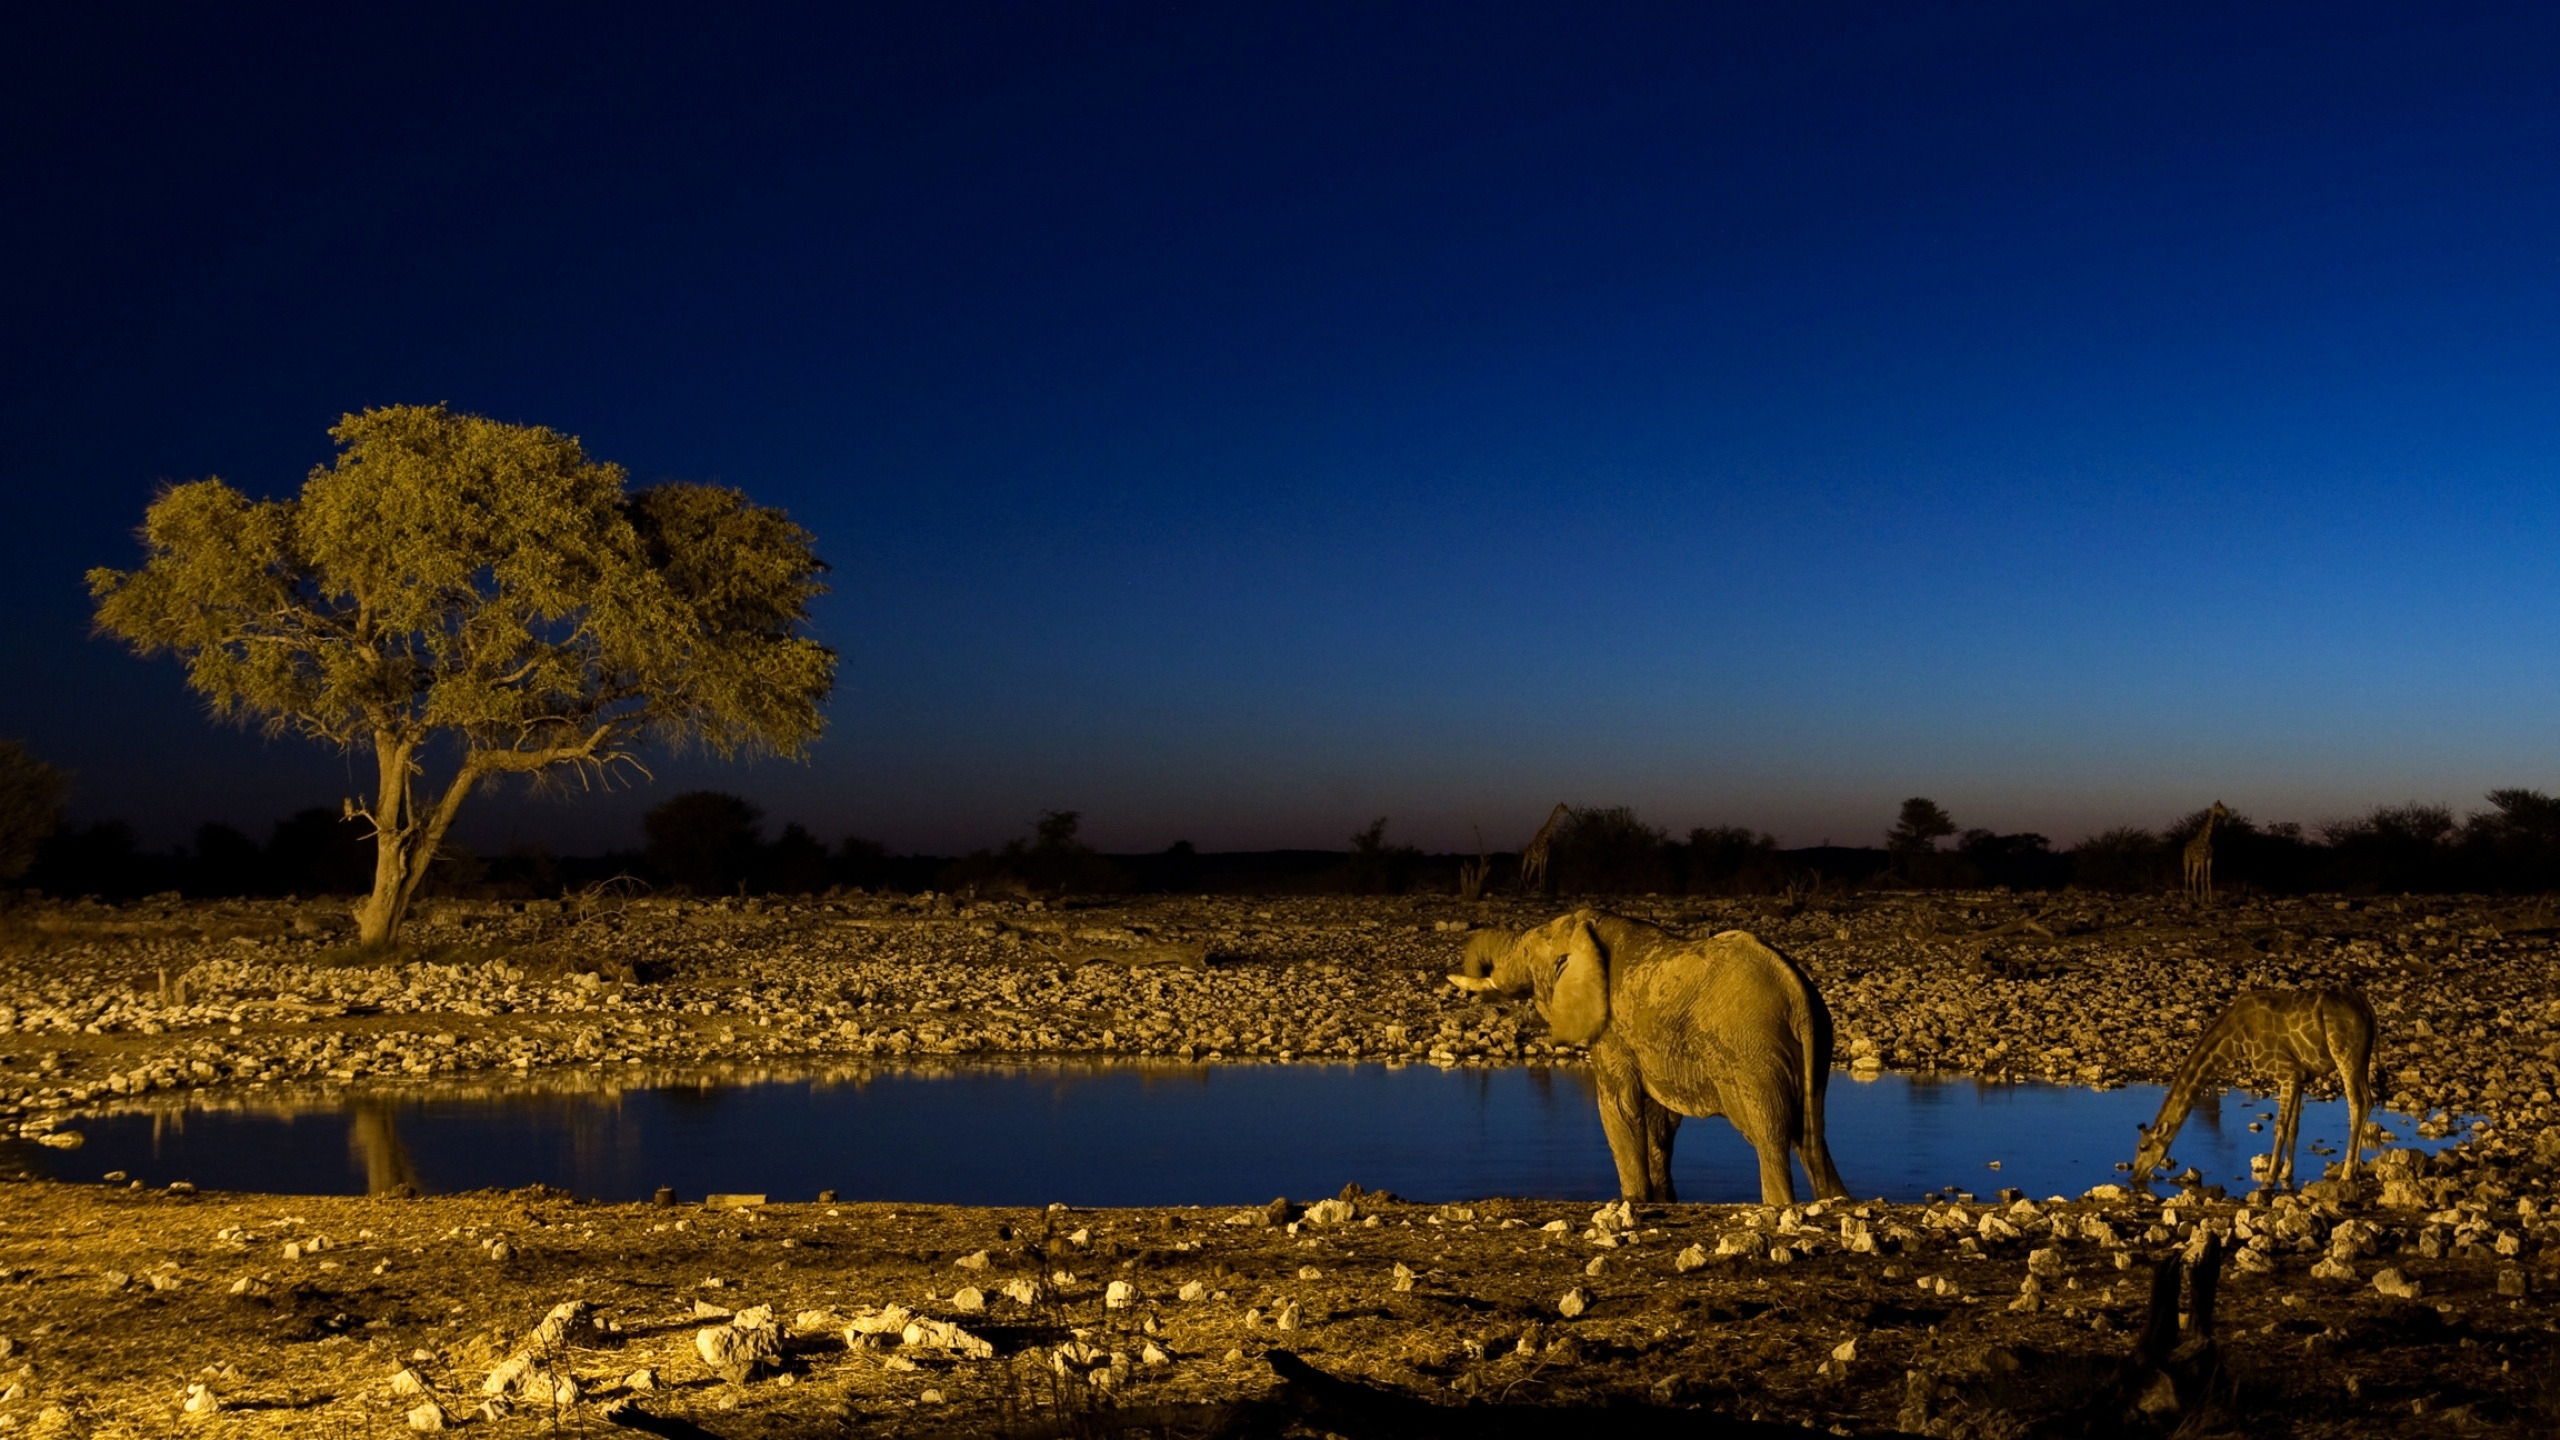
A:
[[1449, 909, 1849, 1206]]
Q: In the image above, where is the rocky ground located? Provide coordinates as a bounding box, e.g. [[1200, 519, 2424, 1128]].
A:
[[0, 887, 2556, 1436]]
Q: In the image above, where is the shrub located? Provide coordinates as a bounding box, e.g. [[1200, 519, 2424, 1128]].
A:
[[1547, 806, 1674, 894], [0, 740, 66, 882], [643, 791, 766, 895], [2068, 826, 2169, 893], [1679, 825, 1784, 894]]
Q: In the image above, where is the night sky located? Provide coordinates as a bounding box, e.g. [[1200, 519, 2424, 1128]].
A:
[[6, 3, 2559, 857]]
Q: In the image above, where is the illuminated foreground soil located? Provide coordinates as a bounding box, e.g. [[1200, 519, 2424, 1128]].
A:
[[0, 889, 2556, 1434], [0, 1175, 2554, 1437]]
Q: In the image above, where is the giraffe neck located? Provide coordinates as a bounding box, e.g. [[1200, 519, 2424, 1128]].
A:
[[2147, 1017, 2241, 1153]]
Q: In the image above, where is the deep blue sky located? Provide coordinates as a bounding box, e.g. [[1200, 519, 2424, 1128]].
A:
[[6, 3, 2559, 857]]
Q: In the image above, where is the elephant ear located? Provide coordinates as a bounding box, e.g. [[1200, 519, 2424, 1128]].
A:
[[1546, 922, 1609, 1046]]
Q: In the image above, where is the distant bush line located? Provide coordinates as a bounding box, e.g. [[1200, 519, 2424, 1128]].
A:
[[16, 791, 2560, 903]]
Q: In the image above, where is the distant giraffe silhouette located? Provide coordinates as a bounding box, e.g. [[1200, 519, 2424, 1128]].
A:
[[1518, 803, 1570, 894], [2182, 801, 2230, 902], [2133, 989, 2377, 1189]]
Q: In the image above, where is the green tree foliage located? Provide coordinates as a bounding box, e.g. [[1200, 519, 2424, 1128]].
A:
[[0, 740, 68, 881], [89, 405, 833, 945]]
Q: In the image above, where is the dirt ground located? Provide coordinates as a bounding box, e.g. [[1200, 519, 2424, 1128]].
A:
[[0, 888, 2557, 1437]]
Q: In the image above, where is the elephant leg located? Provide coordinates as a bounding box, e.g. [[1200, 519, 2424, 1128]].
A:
[[1591, 1062, 1657, 1202], [1644, 1103, 1680, 1203], [1729, 1099, 1801, 1207], [1799, 1128, 1850, 1202]]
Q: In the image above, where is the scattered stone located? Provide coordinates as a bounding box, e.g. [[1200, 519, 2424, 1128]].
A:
[[406, 1400, 449, 1431], [696, 1320, 782, 1383], [1302, 1197, 1356, 1225], [903, 1317, 996, 1359], [182, 1382, 221, 1414], [1674, 1243, 1708, 1272], [953, 1286, 987, 1313], [1106, 1280, 1136, 1308], [2372, 1268, 2423, 1300], [1558, 1287, 1589, 1318]]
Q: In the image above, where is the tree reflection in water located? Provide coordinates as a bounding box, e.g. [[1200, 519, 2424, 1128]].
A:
[[347, 1098, 418, 1195]]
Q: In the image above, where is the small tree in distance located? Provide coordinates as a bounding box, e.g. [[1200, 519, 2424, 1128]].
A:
[[1887, 797, 1957, 853], [90, 405, 834, 947]]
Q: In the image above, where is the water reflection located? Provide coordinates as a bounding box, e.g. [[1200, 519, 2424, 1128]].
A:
[[16, 1061, 2464, 1207], [348, 1099, 417, 1196]]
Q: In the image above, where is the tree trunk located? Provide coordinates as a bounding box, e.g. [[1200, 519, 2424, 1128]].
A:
[[351, 734, 415, 949]]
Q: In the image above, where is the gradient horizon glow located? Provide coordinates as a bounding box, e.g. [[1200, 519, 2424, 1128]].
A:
[[5, 4, 2558, 857]]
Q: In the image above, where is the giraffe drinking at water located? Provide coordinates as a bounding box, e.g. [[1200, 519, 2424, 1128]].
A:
[[2132, 988, 2377, 1189]]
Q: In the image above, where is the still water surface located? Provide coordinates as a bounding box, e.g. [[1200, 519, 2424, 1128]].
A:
[[22, 1063, 2457, 1205]]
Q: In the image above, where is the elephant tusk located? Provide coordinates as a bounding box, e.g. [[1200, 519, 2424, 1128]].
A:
[[1445, 974, 1492, 993]]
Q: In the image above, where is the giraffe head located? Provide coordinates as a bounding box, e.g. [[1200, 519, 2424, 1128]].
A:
[[2131, 1120, 2171, 1178], [2207, 800, 2229, 823]]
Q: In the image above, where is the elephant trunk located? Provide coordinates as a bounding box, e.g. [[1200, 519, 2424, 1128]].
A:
[[1458, 929, 1511, 983]]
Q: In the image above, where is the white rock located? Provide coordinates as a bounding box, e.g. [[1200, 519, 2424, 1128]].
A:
[[953, 1286, 987, 1313], [623, 1369, 657, 1391], [1105, 1280, 1136, 1309], [182, 1382, 221, 1414], [2372, 1267, 2424, 1300], [1557, 1287, 1589, 1318], [1832, 1337, 1858, 1362], [1177, 1280, 1207, 1302], [389, 1366, 430, 1397], [903, 1318, 995, 1360], [695, 1323, 781, 1377], [483, 1354, 531, 1395], [406, 1400, 449, 1431], [529, 1301, 590, 1348], [845, 1304, 916, 1336], [1674, 1244, 1708, 1272]]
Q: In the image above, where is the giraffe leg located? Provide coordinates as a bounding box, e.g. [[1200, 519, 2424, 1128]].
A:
[[2273, 1078, 2303, 1189], [2331, 1029, 2374, 1185]]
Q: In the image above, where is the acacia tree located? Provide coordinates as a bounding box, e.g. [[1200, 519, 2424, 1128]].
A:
[[90, 404, 835, 946]]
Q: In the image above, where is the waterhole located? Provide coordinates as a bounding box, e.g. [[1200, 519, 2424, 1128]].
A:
[[17, 1063, 2457, 1205]]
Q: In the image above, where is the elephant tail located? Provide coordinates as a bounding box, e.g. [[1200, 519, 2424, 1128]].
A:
[[1789, 957, 1850, 1200]]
